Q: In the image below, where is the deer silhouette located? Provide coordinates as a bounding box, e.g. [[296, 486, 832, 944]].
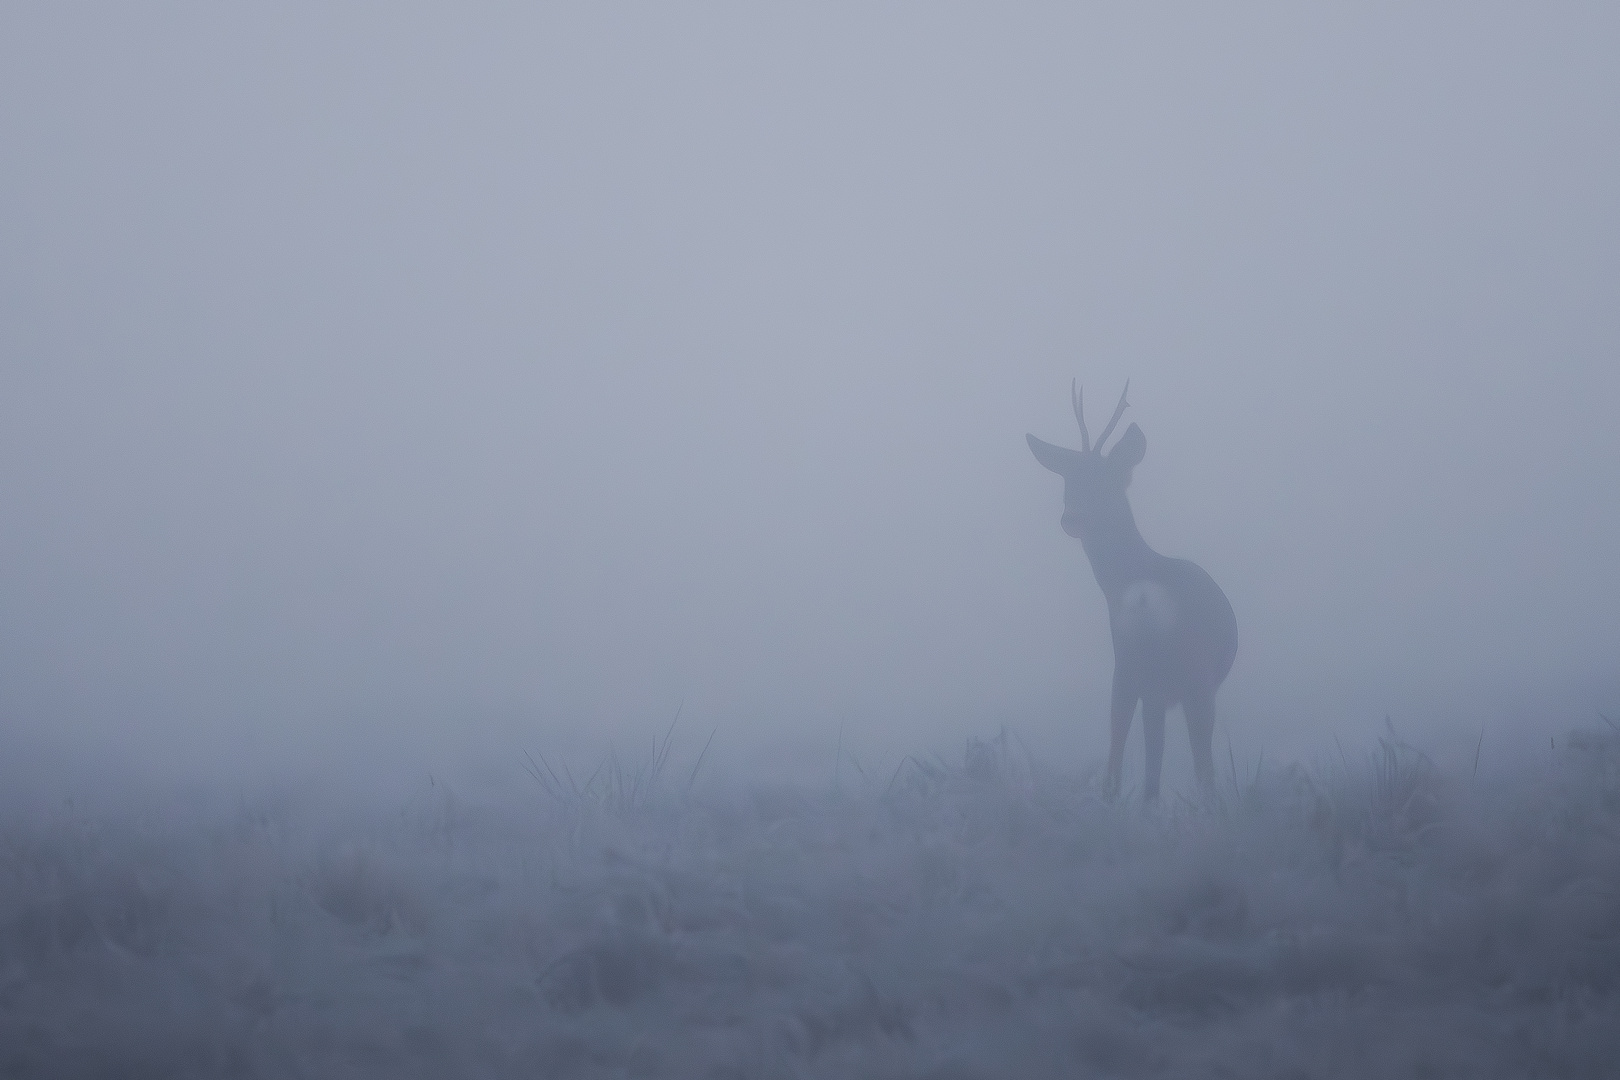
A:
[[1028, 382, 1237, 801]]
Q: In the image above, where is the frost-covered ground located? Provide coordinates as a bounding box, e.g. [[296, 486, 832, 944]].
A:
[[3, 725, 1619, 1079]]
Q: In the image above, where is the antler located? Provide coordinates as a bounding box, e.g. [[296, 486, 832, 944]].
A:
[[1070, 379, 1091, 453], [1094, 380, 1131, 451]]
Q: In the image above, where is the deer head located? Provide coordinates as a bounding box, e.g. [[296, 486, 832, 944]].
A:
[[1026, 381, 1145, 540]]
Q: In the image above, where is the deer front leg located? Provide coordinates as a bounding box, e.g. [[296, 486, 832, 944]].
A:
[[1142, 695, 1168, 802], [1104, 667, 1137, 799]]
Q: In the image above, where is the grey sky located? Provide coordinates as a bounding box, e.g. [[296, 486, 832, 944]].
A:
[[3, 5, 1617, 783]]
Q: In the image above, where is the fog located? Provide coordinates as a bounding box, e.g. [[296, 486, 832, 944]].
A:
[[7, 5, 1618, 790], [3, 7, 1620, 1074]]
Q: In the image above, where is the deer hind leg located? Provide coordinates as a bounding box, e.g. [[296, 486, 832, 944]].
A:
[[1141, 694, 1168, 802], [1104, 669, 1138, 799], [1184, 689, 1217, 796]]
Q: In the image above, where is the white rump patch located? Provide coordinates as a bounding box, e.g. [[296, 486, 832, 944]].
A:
[[1118, 579, 1177, 637]]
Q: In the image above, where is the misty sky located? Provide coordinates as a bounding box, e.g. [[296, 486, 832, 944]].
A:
[[3, 5, 1618, 783]]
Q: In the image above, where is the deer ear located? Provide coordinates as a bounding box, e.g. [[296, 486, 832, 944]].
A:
[[1108, 423, 1146, 471], [1027, 434, 1081, 475]]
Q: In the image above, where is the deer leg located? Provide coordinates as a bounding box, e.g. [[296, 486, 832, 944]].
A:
[[1142, 695, 1168, 802], [1104, 669, 1137, 799], [1184, 689, 1217, 797]]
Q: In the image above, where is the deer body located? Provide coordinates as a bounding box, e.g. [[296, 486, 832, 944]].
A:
[[1029, 383, 1236, 800]]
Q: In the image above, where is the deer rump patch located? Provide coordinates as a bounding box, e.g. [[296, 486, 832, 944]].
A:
[[1117, 580, 1178, 639]]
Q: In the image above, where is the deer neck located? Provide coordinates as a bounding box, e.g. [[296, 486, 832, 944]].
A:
[[1078, 510, 1158, 598]]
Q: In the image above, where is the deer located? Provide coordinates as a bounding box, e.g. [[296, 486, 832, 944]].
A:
[[1027, 382, 1237, 802]]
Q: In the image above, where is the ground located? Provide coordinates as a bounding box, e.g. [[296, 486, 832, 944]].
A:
[[2, 725, 1618, 1078]]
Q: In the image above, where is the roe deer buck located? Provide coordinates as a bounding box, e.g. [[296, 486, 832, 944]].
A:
[[1028, 382, 1237, 801]]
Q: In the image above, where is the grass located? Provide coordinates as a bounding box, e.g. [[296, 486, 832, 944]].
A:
[[518, 705, 718, 816], [1, 720, 1617, 1077]]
